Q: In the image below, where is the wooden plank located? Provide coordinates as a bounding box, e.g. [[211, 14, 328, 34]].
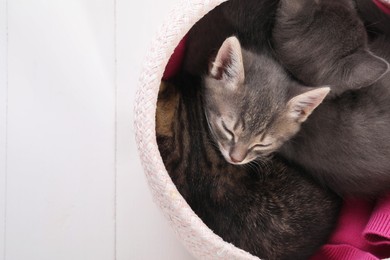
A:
[[116, 0, 194, 258], [6, 0, 116, 259], [0, 0, 7, 258]]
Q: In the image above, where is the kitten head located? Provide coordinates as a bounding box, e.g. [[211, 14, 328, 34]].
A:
[[203, 37, 329, 165], [273, 0, 389, 96]]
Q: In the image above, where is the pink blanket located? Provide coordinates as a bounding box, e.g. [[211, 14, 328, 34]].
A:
[[373, 0, 390, 15], [311, 195, 390, 259]]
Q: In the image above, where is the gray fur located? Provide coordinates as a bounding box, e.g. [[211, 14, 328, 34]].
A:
[[280, 35, 390, 197], [270, 0, 390, 196], [204, 37, 328, 166], [203, 2, 390, 196], [272, 0, 389, 97]]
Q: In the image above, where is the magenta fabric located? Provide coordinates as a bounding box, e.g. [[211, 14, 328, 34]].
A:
[[364, 195, 390, 246], [311, 195, 390, 260], [373, 0, 390, 15], [162, 36, 187, 80]]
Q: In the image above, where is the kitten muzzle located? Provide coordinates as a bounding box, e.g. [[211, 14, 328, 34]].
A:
[[229, 147, 247, 164]]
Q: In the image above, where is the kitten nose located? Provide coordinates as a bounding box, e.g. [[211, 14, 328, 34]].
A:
[[229, 150, 246, 163], [230, 156, 243, 163]]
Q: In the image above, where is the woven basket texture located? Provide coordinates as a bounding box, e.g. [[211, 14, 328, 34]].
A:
[[134, 0, 260, 259]]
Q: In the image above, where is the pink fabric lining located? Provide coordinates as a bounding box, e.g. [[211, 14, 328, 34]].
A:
[[364, 194, 390, 248], [373, 0, 390, 15], [311, 195, 390, 260], [162, 36, 187, 80], [312, 245, 378, 260]]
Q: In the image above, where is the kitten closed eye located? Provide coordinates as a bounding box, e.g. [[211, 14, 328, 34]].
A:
[[251, 143, 272, 150], [255, 143, 272, 148], [221, 121, 235, 141]]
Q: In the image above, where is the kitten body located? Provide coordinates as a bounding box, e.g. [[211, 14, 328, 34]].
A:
[[272, 0, 389, 97], [204, 32, 390, 196], [156, 79, 340, 260], [270, 0, 390, 196], [280, 35, 390, 197]]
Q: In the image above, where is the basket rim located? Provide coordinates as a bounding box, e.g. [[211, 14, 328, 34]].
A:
[[134, 0, 259, 259]]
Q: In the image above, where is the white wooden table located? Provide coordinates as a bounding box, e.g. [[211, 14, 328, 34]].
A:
[[0, 0, 194, 259]]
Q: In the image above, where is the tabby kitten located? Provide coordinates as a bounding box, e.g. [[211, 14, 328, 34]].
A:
[[272, 0, 389, 97], [156, 77, 340, 260], [204, 33, 390, 196]]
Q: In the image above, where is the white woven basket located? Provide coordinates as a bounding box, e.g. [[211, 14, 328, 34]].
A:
[[134, 0, 259, 259], [133, 0, 390, 258]]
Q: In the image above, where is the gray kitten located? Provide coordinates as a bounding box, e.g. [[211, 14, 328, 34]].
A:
[[204, 37, 329, 165], [204, 34, 390, 197], [272, 0, 389, 97], [280, 35, 390, 197]]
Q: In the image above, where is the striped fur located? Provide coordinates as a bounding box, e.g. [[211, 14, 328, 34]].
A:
[[156, 78, 341, 260]]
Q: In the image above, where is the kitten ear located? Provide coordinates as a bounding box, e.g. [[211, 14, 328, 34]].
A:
[[209, 36, 245, 87], [341, 51, 389, 89], [287, 87, 330, 123]]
